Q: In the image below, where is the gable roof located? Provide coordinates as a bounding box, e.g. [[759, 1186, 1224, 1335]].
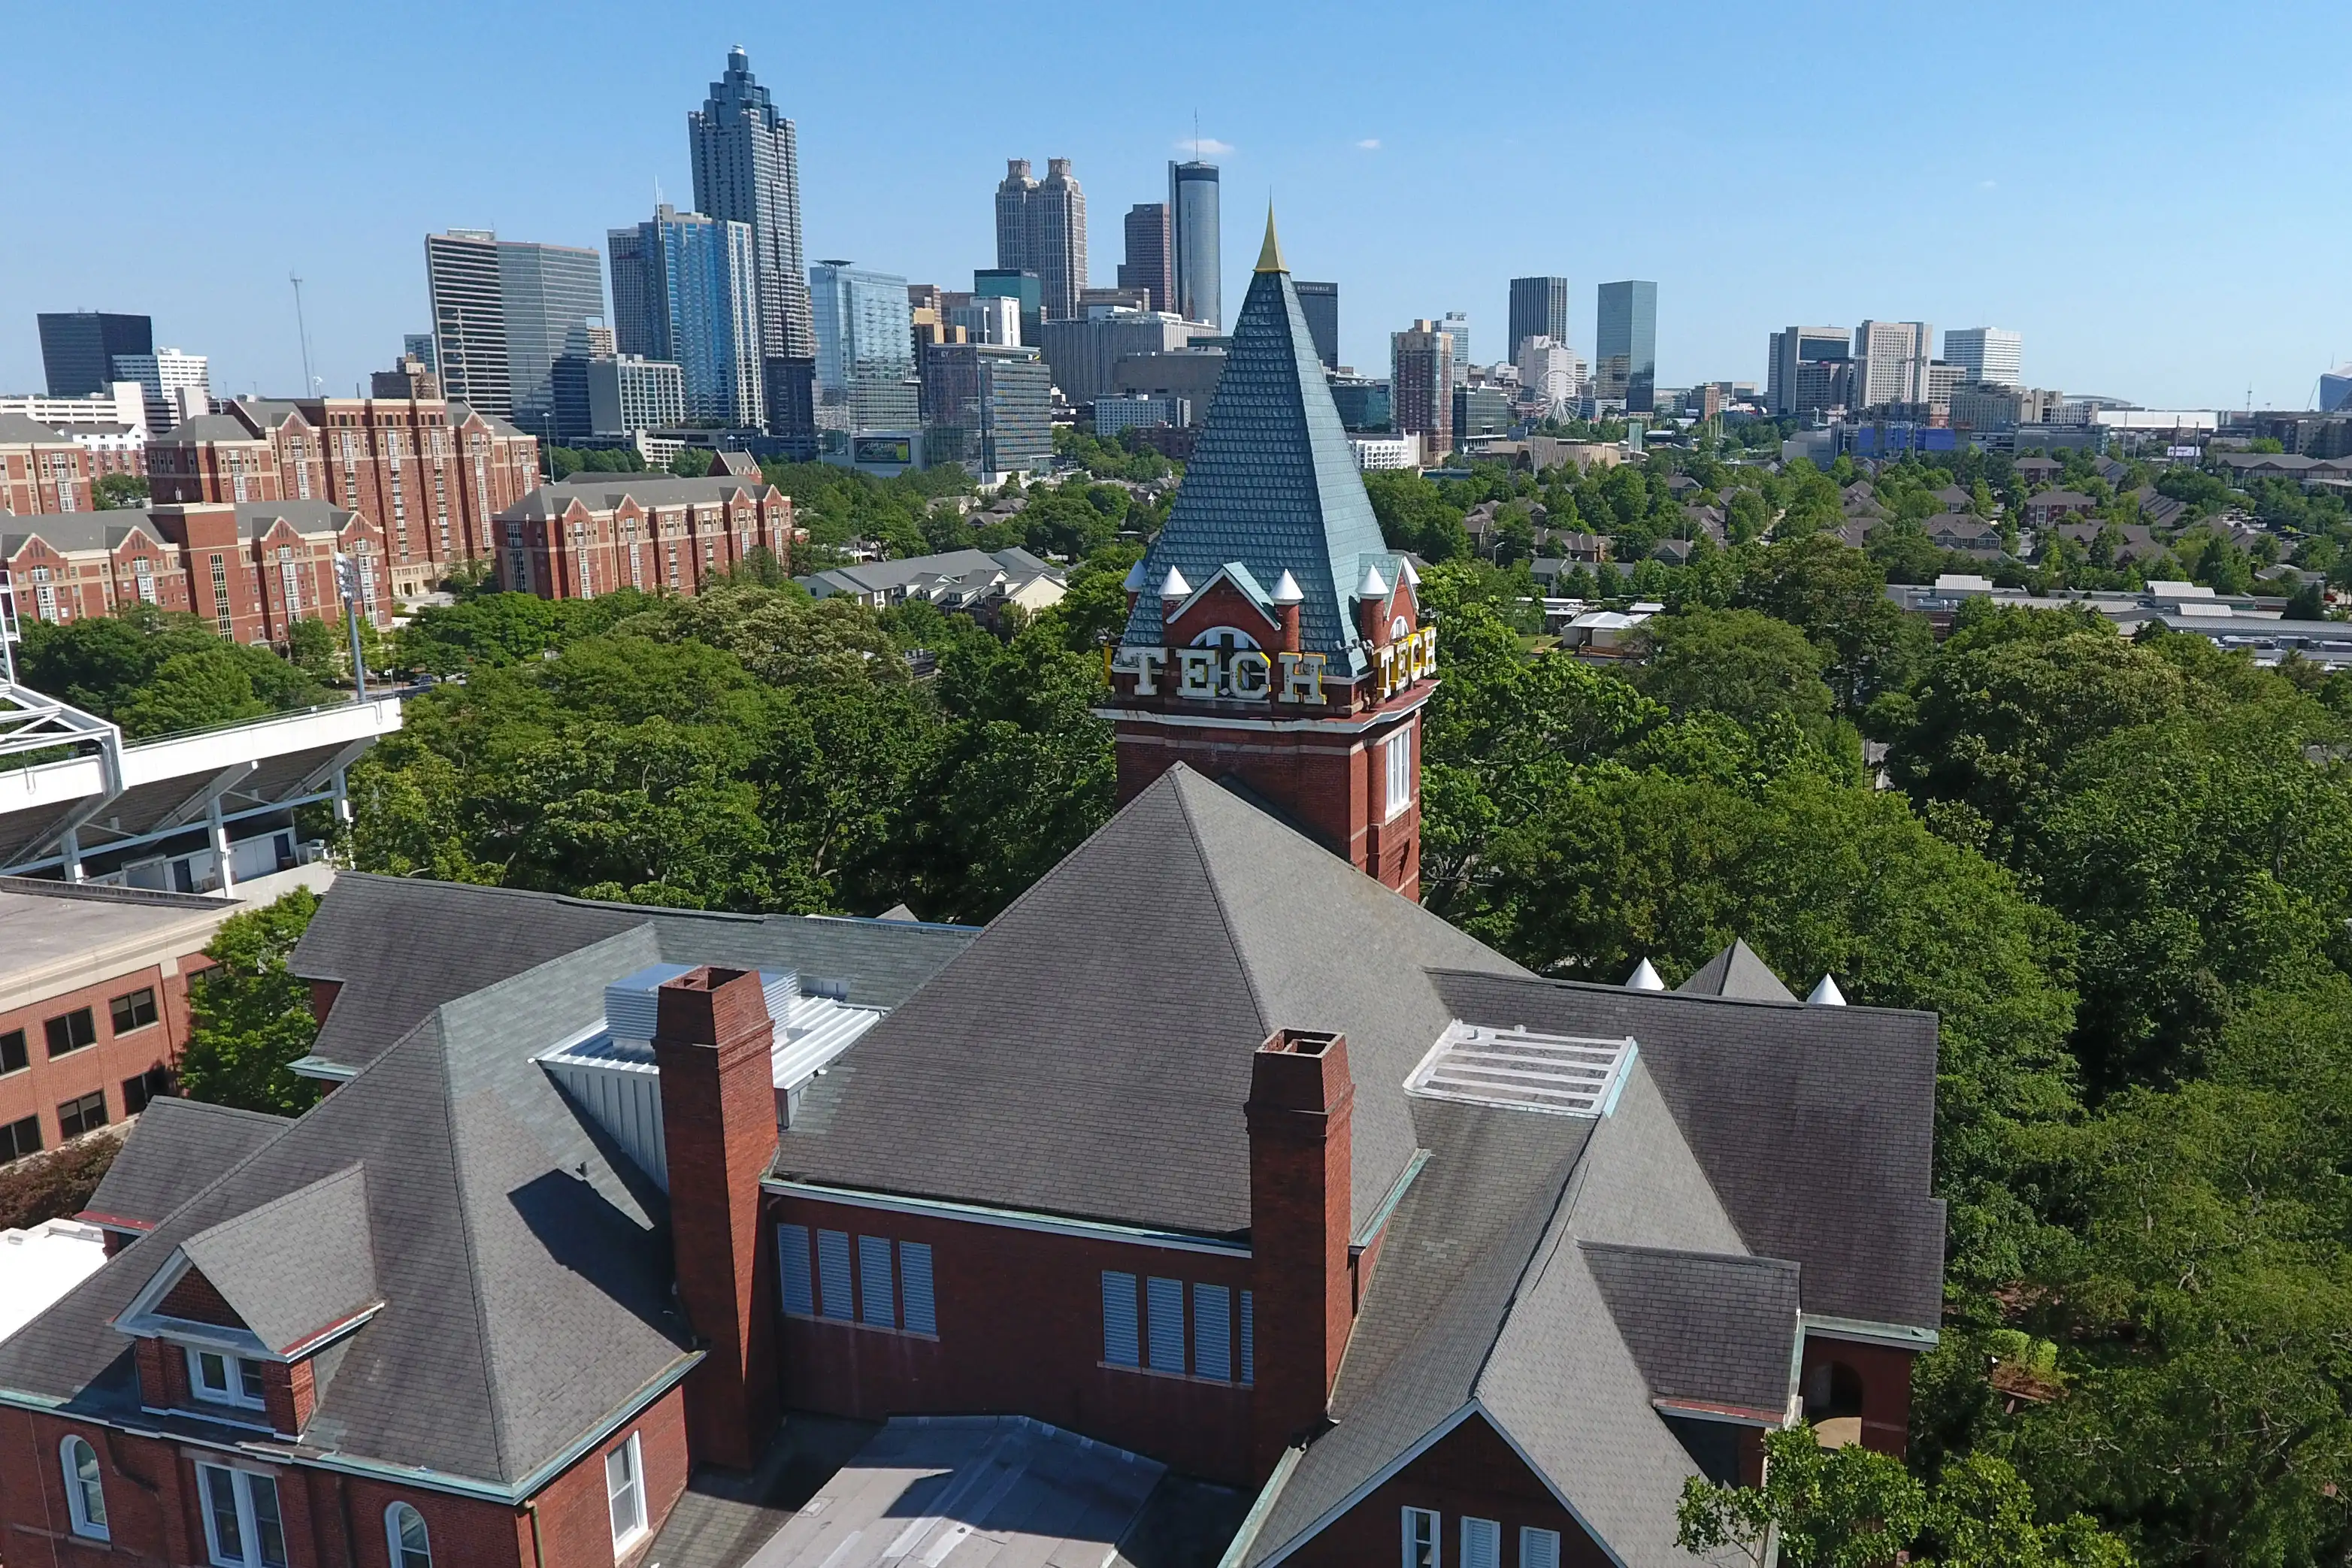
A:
[[1117, 254, 1393, 678], [500, 473, 774, 520], [172, 1164, 380, 1355], [291, 873, 974, 1074], [82, 1098, 289, 1233], [773, 766, 1524, 1237], [1585, 1243, 1800, 1417], [0, 412, 71, 445]]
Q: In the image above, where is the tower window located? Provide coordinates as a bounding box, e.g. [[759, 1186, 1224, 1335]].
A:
[[1382, 729, 1415, 821]]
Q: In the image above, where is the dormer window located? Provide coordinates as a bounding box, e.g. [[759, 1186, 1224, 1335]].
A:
[[189, 1346, 267, 1409]]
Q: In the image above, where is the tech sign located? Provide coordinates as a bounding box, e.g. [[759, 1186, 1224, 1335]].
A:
[[1116, 626, 1437, 707]]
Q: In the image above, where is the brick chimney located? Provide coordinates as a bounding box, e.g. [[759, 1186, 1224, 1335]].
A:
[[654, 966, 779, 1471], [1246, 1028, 1354, 1480]]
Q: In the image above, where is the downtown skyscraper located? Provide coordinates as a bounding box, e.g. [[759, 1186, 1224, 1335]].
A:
[[994, 158, 1088, 322], [689, 46, 814, 360], [423, 230, 604, 434], [607, 207, 764, 428], [1169, 159, 1221, 330], [1595, 280, 1657, 413], [1508, 277, 1569, 362]]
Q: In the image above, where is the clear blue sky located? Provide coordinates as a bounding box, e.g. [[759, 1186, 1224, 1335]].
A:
[[4, 2, 2344, 411]]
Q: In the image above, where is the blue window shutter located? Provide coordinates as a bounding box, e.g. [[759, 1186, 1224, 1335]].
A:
[[899, 1243, 936, 1335], [1462, 1516, 1500, 1568], [1240, 1290, 1255, 1385], [816, 1229, 854, 1320], [776, 1224, 813, 1316], [1192, 1284, 1232, 1381], [1102, 1271, 1140, 1367], [1146, 1276, 1187, 1373], [857, 1236, 895, 1328], [1519, 1528, 1561, 1568]]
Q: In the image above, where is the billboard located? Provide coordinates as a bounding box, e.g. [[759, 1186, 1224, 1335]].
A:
[[852, 435, 913, 467]]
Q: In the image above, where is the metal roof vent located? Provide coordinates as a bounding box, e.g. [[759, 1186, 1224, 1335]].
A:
[[1405, 1022, 1639, 1119], [1806, 973, 1847, 1006], [1624, 957, 1666, 991]]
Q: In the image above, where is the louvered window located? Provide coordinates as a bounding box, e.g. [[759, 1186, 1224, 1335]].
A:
[[858, 1235, 895, 1327], [816, 1229, 854, 1320], [777, 1224, 813, 1315], [1101, 1271, 1140, 1367], [1519, 1527, 1561, 1568], [1192, 1284, 1231, 1381], [899, 1243, 936, 1335], [1461, 1517, 1500, 1568], [1241, 1289, 1255, 1385], [1146, 1277, 1186, 1372]]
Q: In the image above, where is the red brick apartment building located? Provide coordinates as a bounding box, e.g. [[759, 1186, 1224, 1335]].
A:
[[147, 398, 539, 594], [0, 244, 1942, 1568], [2, 502, 391, 642], [0, 413, 98, 516], [495, 474, 795, 600]]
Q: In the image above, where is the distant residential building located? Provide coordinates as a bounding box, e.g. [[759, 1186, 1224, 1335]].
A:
[[689, 47, 814, 360], [1942, 327, 2022, 389], [36, 313, 152, 398], [994, 158, 1088, 322], [951, 294, 1021, 347], [1091, 394, 1191, 435], [1517, 337, 1582, 419], [920, 343, 1051, 480], [1853, 320, 1933, 410], [612, 207, 764, 428], [0, 383, 150, 437], [1509, 277, 1570, 362], [1767, 326, 1852, 416], [497, 471, 794, 599], [109, 350, 210, 434], [1294, 281, 1339, 371], [1328, 376, 1394, 431], [761, 356, 817, 456], [1391, 320, 1454, 446], [1440, 311, 1472, 387], [549, 355, 687, 443], [810, 260, 919, 433], [0, 413, 95, 513], [973, 268, 1043, 350], [1169, 160, 1221, 329], [1117, 203, 1173, 313], [1595, 281, 1657, 412], [1037, 309, 1206, 407], [1349, 434, 1419, 471], [800, 546, 1064, 625]]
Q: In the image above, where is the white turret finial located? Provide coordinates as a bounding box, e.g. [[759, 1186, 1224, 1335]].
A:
[[1160, 566, 1192, 600], [1806, 973, 1847, 1006], [1122, 559, 1150, 593], [1626, 958, 1666, 991], [1358, 562, 1391, 601], [1270, 570, 1304, 605]]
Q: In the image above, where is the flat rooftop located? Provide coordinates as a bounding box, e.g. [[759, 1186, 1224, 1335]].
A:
[[0, 866, 334, 1006]]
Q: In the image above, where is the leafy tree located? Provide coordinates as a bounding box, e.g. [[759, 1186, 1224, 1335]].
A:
[[1633, 607, 1833, 735], [1737, 534, 1930, 715], [179, 888, 325, 1115], [18, 605, 327, 735], [1364, 469, 1469, 561], [286, 616, 342, 683], [93, 472, 150, 510]]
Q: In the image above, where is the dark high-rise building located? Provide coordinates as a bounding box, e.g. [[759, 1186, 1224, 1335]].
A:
[[1391, 319, 1454, 448], [763, 356, 817, 458], [1766, 326, 1852, 416], [1595, 280, 1657, 413], [1118, 203, 1173, 313], [922, 342, 1052, 478], [1507, 277, 1569, 363], [37, 312, 152, 397], [689, 46, 814, 360], [1293, 281, 1339, 371], [994, 159, 1088, 322], [1169, 161, 1221, 329]]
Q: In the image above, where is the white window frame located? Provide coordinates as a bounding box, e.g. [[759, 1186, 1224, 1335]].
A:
[[1383, 728, 1414, 822], [61, 1435, 107, 1539], [186, 1346, 268, 1411], [196, 1461, 287, 1568], [604, 1432, 647, 1551], [386, 1502, 431, 1568], [1401, 1506, 1440, 1568]]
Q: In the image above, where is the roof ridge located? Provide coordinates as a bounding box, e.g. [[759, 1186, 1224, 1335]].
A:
[[141, 1097, 291, 1128], [1168, 771, 1272, 1037], [1426, 964, 1928, 1019], [184, 1161, 366, 1248], [427, 1011, 519, 1480], [1577, 1239, 1792, 1270]]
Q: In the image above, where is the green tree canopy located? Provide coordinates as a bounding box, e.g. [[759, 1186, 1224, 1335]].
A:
[[1633, 607, 1834, 735], [179, 888, 325, 1115]]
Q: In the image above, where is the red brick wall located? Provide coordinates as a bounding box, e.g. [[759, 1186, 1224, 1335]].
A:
[[1284, 1413, 1608, 1568], [768, 1193, 1256, 1485], [1800, 1336, 1915, 1457], [524, 1387, 690, 1568], [157, 1269, 244, 1328], [0, 961, 187, 1156]]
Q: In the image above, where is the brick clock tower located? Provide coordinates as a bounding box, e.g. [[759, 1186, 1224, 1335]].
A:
[[1101, 214, 1435, 898]]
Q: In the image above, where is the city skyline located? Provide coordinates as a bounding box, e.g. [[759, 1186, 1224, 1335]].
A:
[[2, 3, 2346, 410]]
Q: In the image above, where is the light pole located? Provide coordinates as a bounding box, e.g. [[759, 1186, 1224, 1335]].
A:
[[334, 552, 370, 700]]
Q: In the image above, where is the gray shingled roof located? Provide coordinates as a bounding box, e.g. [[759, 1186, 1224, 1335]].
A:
[[0, 931, 704, 1490], [773, 766, 1525, 1237], [83, 1098, 289, 1231], [177, 1164, 380, 1354], [152, 413, 265, 445], [1429, 969, 1944, 1327], [0, 412, 70, 444], [501, 473, 774, 520], [291, 873, 975, 1073], [1676, 938, 1798, 1002], [801, 546, 1061, 600], [0, 515, 164, 553], [1118, 259, 1394, 678], [1585, 1243, 1800, 1415]]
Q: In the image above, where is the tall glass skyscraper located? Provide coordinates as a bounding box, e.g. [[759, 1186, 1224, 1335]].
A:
[[690, 47, 814, 361], [1293, 281, 1339, 371], [423, 230, 604, 432], [1169, 161, 1221, 329], [810, 261, 919, 432], [611, 207, 762, 428], [1507, 277, 1569, 362], [1595, 280, 1657, 414]]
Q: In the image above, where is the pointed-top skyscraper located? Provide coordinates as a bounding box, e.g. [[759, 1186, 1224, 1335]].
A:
[[690, 46, 814, 360], [1104, 211, 1434, 897]]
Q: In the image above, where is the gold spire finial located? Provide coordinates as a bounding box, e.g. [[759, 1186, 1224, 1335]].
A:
[[1255, 204, 1287, 274]]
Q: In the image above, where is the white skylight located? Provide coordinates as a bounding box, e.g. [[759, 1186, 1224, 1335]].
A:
[[1405, 1022, 1638, 1118]]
